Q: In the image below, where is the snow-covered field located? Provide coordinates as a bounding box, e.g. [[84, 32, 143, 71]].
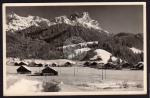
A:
[[6, 65, 143, 93], [90, 49, 121, 64]]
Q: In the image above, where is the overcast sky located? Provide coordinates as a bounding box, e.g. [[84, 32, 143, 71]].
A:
[[6, 5, 143, 34]]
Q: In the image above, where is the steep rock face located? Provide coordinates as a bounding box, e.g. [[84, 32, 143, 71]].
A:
[[77, 12, 102, 30], [53, 12, 103, 31], [6, 13, 54, 32], [6, 12, 109, 34]]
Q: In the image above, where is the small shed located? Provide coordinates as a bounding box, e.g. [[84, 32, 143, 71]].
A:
[[36, 63, 43, 67], [97, 63, 105, 69], [45, 64, 49, 67], [14, 62, 19, 66], [17, 65, 31, 74], [18, 62, 27, 66], [64, 62, 72, 67], [104, 62, 115, 69], [42, 67, 58, 76], [89, 62, 97, 68], [52, 63, 57, 67], [134, 62, 144, 70]]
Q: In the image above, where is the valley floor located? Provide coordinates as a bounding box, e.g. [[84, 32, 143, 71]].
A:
[[5, 65, 144, 94]]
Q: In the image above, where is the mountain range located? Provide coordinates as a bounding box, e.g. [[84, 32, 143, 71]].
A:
[[6, 12, 143, 64], [6, 12, 108, 34]]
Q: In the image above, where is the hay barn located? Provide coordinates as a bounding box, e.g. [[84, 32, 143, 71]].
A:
[[17, 65, 31, 74], [52, 63, 57, 67], [132, 62, 144, 70], [64, 62, 72, 67], [42, 67, 58, 76]]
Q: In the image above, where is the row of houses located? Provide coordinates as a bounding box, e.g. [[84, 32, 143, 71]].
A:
[[83, 61, 144, 70], [17, 65, 58, 75], [14, 61, 73, 67]]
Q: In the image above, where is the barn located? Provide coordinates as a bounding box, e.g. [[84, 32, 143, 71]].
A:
[[64, 62, 72, 67], [17, 65, 31, 74], [83, 61, 90, 67], [104, 62, 115, 69], [42, 67, 58, 76]]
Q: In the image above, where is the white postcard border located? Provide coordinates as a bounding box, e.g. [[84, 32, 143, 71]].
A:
[[2, 2, 147, 96]]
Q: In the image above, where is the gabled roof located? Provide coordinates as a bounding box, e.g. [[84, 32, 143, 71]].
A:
[[135, 62, 144, 67], [17, 65, 31, 71], [42, 67, 57, 72], [16, 61, 28, 65]]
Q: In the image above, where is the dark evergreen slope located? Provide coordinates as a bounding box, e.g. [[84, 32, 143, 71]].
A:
[[6, 23, 143, 64], [113, 32, 143, 50]]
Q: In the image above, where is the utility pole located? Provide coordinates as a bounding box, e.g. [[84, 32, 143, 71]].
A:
[[39, 66, 40, 74], [60, 67, 61, 73]]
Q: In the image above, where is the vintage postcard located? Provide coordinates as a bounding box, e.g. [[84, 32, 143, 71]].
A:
[[3, 2, 147, 96]]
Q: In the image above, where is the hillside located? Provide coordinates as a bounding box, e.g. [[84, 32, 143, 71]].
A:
[[6, 12, 143, 64]]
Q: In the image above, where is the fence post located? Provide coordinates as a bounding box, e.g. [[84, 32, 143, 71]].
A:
[[105, 68, 106, 79], [74, 66, 75, 76], [102, 68, 103, 80]]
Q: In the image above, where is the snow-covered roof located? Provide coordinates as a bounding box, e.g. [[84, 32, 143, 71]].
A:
[[19, 65, 31, 71]]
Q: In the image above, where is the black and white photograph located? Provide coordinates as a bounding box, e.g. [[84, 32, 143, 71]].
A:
[[3, 2, 147, 96]]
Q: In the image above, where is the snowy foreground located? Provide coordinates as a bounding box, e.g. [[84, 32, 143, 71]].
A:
[[6, 65, 143, 93]]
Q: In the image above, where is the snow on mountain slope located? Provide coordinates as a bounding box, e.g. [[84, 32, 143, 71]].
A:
[[54, 12, 105, 32], [67, 48, 91, 60], [129, 47, 142, 54], [75, 48, 91, 54], [90, 49, 120, 64], [6, 13, 54, 32], [6, 12, 109, 34], [60, 41, 98, 49]]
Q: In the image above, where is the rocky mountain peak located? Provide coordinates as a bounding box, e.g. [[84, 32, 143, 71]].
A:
[[82, 12, 90, 20], [6, 12, 109, 34], [69, 12, 79, 21], [7, 12, 20, 20]]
